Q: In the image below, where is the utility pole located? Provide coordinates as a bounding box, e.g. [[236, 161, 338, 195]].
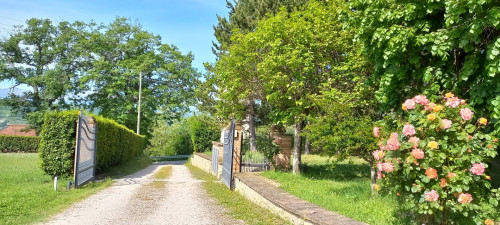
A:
[[137, 72, 142, 135]]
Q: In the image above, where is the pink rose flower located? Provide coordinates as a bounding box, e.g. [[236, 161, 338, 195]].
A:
[[458, 193, 473, 204], [440, 119, 452, 129], [414, 95, 429, 105], [403, 124, 416, 136], [411, 148, 425, 159], [446, 97, 461, 108], [460, 108, 474, 121], [386, 135, 400, 151], [377, 171, 382, 179], [373, 127, 380, 138], [372, 150, 385, 161], [382, 162, 394, 172], [425, 102, 436, 111], [470, 163, 485, 175], [408, 136, 420, 148], [377, 162, 383, 171], [425, 190, 439, 202], [405, 99, 416, 110]]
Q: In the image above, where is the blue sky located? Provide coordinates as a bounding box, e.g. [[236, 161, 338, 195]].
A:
[[0, 0, 229, 89]]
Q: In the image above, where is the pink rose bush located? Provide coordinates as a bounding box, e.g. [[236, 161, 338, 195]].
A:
[[372, 93, 500, 224]]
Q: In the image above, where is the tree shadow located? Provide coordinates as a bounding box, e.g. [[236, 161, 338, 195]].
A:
[[300, 163, 370, 181]]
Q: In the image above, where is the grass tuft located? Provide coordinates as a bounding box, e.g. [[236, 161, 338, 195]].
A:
[[153, 165, 172, 179], [186, 159, 288, 225]]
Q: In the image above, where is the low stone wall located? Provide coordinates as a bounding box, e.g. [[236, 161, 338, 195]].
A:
[[190, 153, 222, 178], [234, 173, 366, 225]]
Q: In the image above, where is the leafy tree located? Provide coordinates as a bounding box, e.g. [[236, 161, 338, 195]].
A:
[[147, 119, 193, 156], [347, 0, 500, 132], [81, 18, 200, 137], [201, 0, 308, 152], [0, 18, 89, 132], [229, 0, 355, 174], [186, 114, 220, 152]]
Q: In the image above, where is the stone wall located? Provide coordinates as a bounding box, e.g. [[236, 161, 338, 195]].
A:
[[191, 153, 222, 178]]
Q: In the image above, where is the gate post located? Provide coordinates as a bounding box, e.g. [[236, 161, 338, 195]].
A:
[[232, 123, 242, 174], [270, 125, 292, 170]]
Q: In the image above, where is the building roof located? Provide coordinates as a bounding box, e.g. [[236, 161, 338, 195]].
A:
[[0, 124, 37, 136]]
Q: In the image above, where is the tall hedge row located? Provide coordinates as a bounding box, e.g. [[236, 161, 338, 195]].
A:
[[39, 110, 146, 177], [0, 135, 41, 153]]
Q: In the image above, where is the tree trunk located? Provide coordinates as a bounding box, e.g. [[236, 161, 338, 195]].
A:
[[304, 139, 311, 155], [304, 120, 311, 154], [247, 101, 257, 152], [293, 117, 303, 175], [370, 158, 376, 193]]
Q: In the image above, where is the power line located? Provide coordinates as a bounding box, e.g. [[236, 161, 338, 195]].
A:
[[0, 16, 23, 23], [0, 22, 16, 28]]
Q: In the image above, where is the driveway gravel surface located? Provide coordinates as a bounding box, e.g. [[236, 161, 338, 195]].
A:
[[41, 160, 244, 225]]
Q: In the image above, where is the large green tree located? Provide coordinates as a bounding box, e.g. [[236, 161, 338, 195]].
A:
[[80, 18, 200, 137], [0, 18, 89, 131], [201, 0, 308, 152], [226, 0, 355, 174], [347, 0, 500, 130]]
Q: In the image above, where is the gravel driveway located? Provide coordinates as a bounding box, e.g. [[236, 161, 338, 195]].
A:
[[41, 161, 244, 225]]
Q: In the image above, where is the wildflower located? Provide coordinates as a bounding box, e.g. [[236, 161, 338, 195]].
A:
[[408, 136, 420, 148], [405, 99, 416, 110], [374, 184, 381, 191], [460, 99, 466, 105], [458, 193, 473, 204], [427, 141, 439, 150], [372, 150, 385, 161], [470, 163, 485, 175], [440, 119, 452, 129], [460, 108, 474, 121], [446, 97, 461, 108], [486, 176, 491, 180], [478, 117, 487, 125], [373, 127, 380, 137], [425, 168, 438, 179], [485, 219, 494, 225], [382, 162, 394, 173], [377, 171, 382, 179], [494, 138, 498, 142], [414, 95, 429, 105], [447, 172, 457, 179], [427, 113, 436, 121], [425, 190, 439, 202], [445, 92, 454, 98], [440, 178, 447, 187], [402, 103, 407, 111], [433, 105, 444, 112], [411, 148, 425, 159], [377, 162, 383, 171], [403, 124, 416, 136]]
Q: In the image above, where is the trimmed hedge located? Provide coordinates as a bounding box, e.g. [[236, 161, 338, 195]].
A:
[[0, 135, 41, 153], [39, 110, 146, 177]]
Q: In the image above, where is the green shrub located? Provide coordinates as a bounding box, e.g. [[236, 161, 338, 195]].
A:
[[147, 120, 193, 156], [186, 114, 220, 152], [0, 135, 41, 153], [39, 110, 146, 177]]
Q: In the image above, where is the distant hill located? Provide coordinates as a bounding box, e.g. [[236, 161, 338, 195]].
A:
[[0, 88, 26, 99]]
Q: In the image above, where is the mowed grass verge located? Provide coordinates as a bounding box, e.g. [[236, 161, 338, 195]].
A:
[[262, 155, 399, 225], [0, 153, 151, 225], [186, 160, 288, 225]]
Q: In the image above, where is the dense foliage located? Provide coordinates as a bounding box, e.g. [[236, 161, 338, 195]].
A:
[[147, 120, 193, 156], [39, 110, 146, 177], [186, 114, 220, 153], [375, 94, 499, 224], [347, 0, 500, 133], [0, 135, 40, 153], [0, 18, 200, 136]]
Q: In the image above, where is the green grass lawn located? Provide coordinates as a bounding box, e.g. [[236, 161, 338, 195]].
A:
[[262, 154, 399, 225], [187, 160, 288, 225], [0, 153, 151, 225]]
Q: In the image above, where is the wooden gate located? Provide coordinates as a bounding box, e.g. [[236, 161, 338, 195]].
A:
[[221, 120, 235, 189], [74, 110, 97, 188]]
